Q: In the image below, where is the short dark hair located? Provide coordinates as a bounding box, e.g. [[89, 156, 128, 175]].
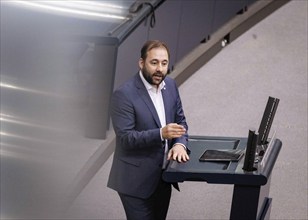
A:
[[140, 40, 170, 60]]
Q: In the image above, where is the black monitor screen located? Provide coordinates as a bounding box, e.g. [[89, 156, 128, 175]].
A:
[[258, 96, 279, 145]]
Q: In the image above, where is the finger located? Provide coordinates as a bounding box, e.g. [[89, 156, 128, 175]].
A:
[[172, 153, 178, 161], [170, 123, 185, 131], [174, 130, 185, 137], [186, 154, 190, 161], [179, 153, 189, 162], [174, 127, 186, 132], [179, 155, 185, 162], [183, 154, 189, 162], [178, 125, 186, 131], [177, 157, 182, 163]]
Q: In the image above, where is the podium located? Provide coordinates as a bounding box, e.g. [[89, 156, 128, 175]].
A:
[[163, 136, 282, 220]]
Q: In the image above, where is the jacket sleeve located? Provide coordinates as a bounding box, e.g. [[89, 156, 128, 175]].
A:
[[169, 80, 189, 150]]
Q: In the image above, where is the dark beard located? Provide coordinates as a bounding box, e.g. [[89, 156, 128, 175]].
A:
[[142, 69, 166, 86]]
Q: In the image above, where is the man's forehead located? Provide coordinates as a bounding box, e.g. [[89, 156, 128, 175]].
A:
[[146, 48, 169, 60]]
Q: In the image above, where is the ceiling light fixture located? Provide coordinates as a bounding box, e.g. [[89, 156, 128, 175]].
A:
[[3, 0, 130, 21]]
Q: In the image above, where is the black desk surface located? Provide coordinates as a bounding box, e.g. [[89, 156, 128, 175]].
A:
[[163, 136, 282, 186]]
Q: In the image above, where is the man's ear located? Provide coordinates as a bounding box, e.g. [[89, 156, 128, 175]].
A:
[[138, 58, 144, 69]]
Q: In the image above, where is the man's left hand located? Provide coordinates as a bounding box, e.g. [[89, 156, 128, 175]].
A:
[[167, 144, 190, 162]]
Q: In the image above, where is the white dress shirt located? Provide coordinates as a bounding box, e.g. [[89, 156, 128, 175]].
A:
[[139, 71, 166, 140]]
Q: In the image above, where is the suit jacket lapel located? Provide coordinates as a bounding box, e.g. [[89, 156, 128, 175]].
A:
[[162, 85, 173, 149], [134, 74, 162, 127], [162, 84, 171, 125]]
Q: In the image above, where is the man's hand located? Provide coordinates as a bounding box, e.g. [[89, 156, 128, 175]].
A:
[[162, 123, 186, 140], [167, 144, 190, 163]]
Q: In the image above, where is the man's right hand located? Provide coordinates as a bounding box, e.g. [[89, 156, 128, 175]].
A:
[[162, 123, 186, 140]]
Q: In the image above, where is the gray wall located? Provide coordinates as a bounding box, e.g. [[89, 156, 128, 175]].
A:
[[114, 0, 256, 89]]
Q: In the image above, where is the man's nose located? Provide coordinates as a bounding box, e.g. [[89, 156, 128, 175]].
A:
[[156, 63, 163, 71]]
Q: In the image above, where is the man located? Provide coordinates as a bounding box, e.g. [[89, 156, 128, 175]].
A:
[[107, 40, 189, 220]]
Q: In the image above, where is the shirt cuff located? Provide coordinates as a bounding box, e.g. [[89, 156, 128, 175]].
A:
[[172, 143, 187, 150], [160, 128, 164, 141]]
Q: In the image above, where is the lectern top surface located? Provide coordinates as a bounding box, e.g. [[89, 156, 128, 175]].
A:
[[163, 136, 282, 185], [168, 136, 245, 173]]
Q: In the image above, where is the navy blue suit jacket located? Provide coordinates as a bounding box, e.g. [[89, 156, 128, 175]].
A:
[[107, 73, 188, 199]]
